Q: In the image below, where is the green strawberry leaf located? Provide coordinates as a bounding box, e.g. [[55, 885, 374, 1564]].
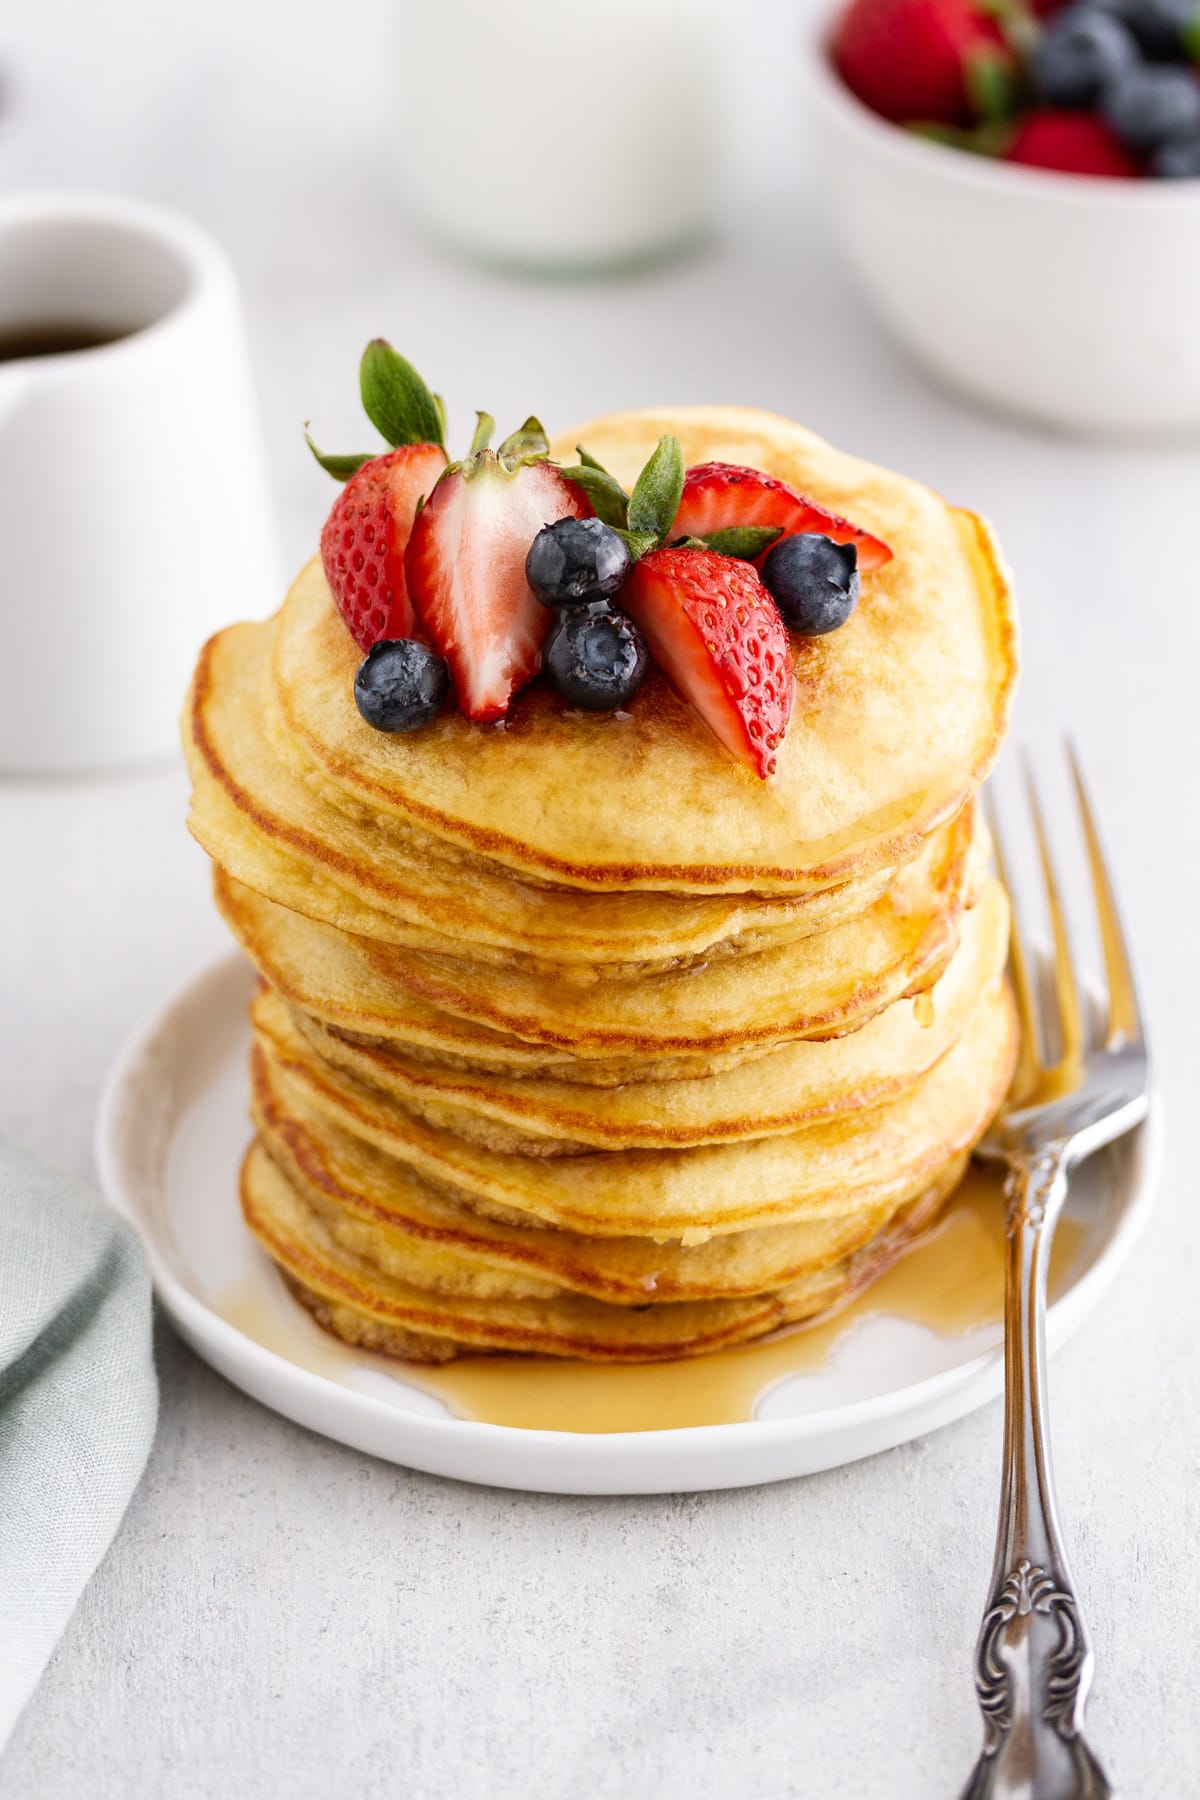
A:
[[560, 445, 630, 528], [977, 0, 1039, 57], [964, 49, 1018, 125], [627, 434, 684, 545], [907, 118, 1013, 156], [305, 431, 374, 482], [432, 391, 449, 445], [558, 464, 630, 529], [576, 445, 611, 473], [359, 339, 445, 449], [498, 416, 550, 470], [616, 529, 661, 561], [693, 525, 783, 559], [1183, 8, 1200, 59]]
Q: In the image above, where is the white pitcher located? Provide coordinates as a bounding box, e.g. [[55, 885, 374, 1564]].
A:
[[0, 192, 282, 771]]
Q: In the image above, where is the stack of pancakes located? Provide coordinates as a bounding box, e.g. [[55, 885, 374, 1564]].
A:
[[183, 407, 1019, 1363]]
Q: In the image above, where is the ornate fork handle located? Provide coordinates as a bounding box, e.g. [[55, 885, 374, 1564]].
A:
[[961, 1144, 1112, 1800]]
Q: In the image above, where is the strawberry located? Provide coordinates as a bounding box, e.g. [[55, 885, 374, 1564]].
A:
[[319, 443, 447, 650], [1005, 110, 1140, 177], [620, 548, 793, 780], [832, 0, 1014, 127], [309, 338, 451, 651], [671, 462, 893, 573], [406, 435, 591, 722]]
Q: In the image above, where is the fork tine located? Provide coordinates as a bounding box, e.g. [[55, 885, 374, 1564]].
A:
[[1067, 741, 1144, 1048], [1023, 753, 1086, 1073], [983, 786, 1043, 1100]]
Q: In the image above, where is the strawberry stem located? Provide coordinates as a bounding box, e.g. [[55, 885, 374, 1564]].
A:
[[469, 412, 495, 457], [498, 417, 550, 470]]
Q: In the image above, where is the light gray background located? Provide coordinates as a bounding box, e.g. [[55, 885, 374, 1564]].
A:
[[2, 3, 1197, 1796]]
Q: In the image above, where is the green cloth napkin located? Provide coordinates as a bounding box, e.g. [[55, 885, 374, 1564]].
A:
[[0, 1135, 157, 1747]]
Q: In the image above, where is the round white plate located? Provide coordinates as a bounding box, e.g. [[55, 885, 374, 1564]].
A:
[[97, 952, 1161, 1496]]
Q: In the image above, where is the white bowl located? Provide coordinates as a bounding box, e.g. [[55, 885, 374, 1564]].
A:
[[804, 21, 1200, 435]]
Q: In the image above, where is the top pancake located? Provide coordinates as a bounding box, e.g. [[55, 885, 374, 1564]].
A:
[[184, 618, 902, 972], [272, 406, 1017, 894]]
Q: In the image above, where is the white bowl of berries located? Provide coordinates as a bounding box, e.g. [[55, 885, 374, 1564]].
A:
[[806, 0, 1200, 433]]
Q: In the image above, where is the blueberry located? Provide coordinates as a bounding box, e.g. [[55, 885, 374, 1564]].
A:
[[354, 639, 448, 733], [544, 606, 648, 709], [1151, 130, 1200, 174], [1031, 9, 1137, 108], [1102, 64, 1200, 153], [525, 516, 631, 608], [1094, 0, 1200, 58], [761, 534, 860, 636]]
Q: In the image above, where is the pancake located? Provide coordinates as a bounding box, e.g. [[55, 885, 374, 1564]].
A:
[[185, 619, 901, 972], [270, 407, 1016, 894], [250, 974, 1018, 1239], [250, 1045, 970, 1304], [349, 810, 975, 1056], [216, 867, 782, 1086], [242, 1140, 970, 1362], [214, 805, 977, 1064], [269, 877, 1010, 1153]]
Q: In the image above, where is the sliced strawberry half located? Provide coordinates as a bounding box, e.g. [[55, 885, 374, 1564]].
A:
[[672, 462, 893, 572], [406, 455, 591, 722], [621, 548, 793, 780], [320, 443, 447, 651]]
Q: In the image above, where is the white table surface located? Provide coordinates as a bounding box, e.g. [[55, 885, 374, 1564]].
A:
[[3, 4, 1199, 1796]]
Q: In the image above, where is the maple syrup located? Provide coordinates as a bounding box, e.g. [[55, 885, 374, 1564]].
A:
[[216, 1163, 1088, 1435]]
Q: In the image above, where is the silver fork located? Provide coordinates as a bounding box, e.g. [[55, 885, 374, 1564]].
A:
[[961, 747, 1150, 1800]]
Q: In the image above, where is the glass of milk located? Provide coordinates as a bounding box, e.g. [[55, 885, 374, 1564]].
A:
[[395, 0, 733, 272]]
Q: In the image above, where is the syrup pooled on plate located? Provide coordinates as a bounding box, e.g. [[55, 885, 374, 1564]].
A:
[[217, 1164, 1087, 1435]]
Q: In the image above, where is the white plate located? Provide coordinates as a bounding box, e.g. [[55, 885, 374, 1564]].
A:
[[96, 952, 1161, 1496]]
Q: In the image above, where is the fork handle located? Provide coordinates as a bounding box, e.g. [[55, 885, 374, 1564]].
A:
[[961, 1144, 1112, 1800]]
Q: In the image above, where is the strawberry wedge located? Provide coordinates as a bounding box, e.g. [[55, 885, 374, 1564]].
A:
[[673, 462, 893, 572], [406, 455, 590, 722], [621, 548, 793, 780]]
